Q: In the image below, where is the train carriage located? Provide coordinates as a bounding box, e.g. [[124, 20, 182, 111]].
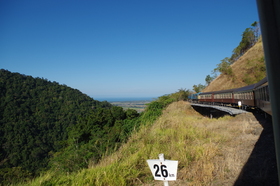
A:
[[254, 77, 271, 115], [199, 89, 236, 105], [212, 89, 235, 105], [199, 92, 213, 103], [232, 84, 255, 107]]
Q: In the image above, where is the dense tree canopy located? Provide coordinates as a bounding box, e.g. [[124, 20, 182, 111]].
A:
[[0, 69, 140, 184]]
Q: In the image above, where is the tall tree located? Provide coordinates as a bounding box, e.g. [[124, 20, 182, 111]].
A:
[[213, 59, 233, 76], [193, 84, 205, 93], [251, 21, 260, 43], [205, 75, 215, 86]]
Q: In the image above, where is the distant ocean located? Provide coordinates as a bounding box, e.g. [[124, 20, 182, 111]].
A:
[[94, 97, 156, 102]]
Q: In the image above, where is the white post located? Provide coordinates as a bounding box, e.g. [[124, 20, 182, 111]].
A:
[[159, 154, 169, 186], [163, 180, 169, 186], [238, 101, 241, 109]]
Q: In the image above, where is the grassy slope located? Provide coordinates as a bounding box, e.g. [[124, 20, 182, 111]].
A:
[[203, 39, 265, 92], [21, 101, 265, 185]]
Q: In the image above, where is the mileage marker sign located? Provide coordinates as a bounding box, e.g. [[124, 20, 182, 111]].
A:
[[147, 154, 178, 182]]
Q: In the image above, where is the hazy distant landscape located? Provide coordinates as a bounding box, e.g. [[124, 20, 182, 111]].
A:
[[94, 97, 154, 112], [95, 97, 155, 102], [110, 100, 152, 112]]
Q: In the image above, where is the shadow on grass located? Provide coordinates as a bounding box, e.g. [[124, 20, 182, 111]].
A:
[[234, 111, 278, 186]]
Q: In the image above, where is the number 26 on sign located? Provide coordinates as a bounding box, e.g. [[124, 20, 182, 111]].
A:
[[147, 158, 178, 181], [154, 164, 169, 178]]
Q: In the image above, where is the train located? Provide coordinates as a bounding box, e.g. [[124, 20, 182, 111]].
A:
[[188, 77, 272, 115]]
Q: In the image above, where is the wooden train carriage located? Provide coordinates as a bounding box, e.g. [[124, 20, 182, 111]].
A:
[[213, 90, 234, 104], [232, 84, 256, 107], [199, 92, 213, 103], [254, 77, 272, 115], [199, 89, 235, 105]]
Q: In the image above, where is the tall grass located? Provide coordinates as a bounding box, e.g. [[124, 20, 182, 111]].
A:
[[18, 101, 227, 185]]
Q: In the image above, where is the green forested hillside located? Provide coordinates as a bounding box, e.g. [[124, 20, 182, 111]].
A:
[[0, 69, 141, 184]]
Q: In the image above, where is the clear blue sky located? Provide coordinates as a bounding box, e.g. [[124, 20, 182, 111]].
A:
[[1, 0, 259, 99]]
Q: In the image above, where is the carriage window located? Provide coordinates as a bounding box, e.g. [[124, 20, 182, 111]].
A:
[[266, 86, 269, 101], [265, 86, 268, 101]]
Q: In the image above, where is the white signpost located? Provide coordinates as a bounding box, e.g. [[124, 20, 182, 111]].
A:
[[147, 154, 178, 186]]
